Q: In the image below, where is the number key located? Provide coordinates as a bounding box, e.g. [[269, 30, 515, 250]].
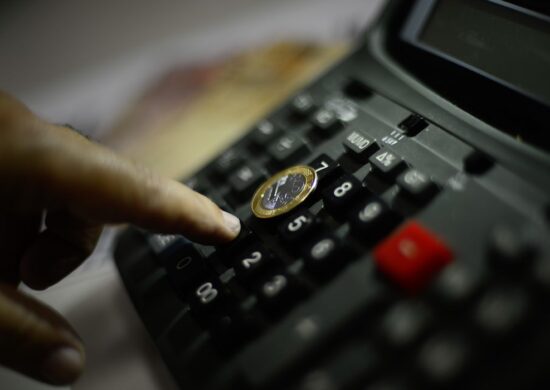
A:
[[163, 244, 208, 293], [349, 198, 399, 242], [188, 278, 226, 316], [311, 109, 341, 136], [233, 245, 274, 282], [268, 134, 309, 166], [250, 120, 281, 147], [396, 169, 437, 201], [291, 94, 316, 117], [322, 174, 364, 217], [303, 235, 348, 276], [257, 273, 303, 316], [279, 210, 317, 244], [308, 154, 342, 187], [213, 149, 244, 177], [229, 164, 265, 200]]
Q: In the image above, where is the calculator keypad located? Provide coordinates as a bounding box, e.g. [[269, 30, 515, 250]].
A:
[[114, 72, 550, 390]]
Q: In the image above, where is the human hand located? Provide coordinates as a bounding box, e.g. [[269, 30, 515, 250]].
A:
[[0, 91, 241, 385]]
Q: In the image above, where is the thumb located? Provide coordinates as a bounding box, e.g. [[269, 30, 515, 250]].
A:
[[0, 285, 85, 385]]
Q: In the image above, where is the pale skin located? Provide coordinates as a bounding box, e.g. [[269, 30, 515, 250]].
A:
[[0, 91, 241, 385]]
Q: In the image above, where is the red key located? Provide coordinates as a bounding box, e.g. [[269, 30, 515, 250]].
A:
[[373, 221, 453, 293]]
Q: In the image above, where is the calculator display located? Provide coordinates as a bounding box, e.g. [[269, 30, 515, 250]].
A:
[[419, 0, 550, 105]]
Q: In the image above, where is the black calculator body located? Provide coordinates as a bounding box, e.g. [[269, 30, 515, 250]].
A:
[[114, 1, 550, 389]]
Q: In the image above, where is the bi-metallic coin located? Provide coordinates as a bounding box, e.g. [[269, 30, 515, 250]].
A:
[[251, 165, 318, 218]]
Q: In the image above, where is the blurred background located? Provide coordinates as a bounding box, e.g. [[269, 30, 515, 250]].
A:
[[0, 1, 385, 389], [1, 0, 384, 139]]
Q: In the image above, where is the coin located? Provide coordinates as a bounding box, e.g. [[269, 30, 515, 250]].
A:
[[251, 165, 318, 218]]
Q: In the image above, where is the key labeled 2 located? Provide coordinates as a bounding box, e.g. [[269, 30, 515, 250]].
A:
[[234, 245, 274, 282]]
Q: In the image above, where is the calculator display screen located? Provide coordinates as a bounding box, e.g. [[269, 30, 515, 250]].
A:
[[403, 0, 550, 106]]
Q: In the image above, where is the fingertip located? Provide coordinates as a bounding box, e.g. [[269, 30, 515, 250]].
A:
[[193, 194, 241, 244], [221, 210, 241, 240], [41, 346, 85, 385]]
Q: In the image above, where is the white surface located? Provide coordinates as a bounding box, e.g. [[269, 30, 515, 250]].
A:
[[0, 1, 386, 389]]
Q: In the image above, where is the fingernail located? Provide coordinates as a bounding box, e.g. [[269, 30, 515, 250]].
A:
[[42, 346, 84, 385], [221, 210, 241, 237]]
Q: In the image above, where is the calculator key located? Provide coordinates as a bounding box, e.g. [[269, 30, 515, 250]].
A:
[[228, 165, 265, 199], [349, 198, 398, 241], [268, 134, 309, 166], [343, 130, 378, 162], [208, 297, 267, 348], [257, 273, 302, 316], [213, 149, 244, 176], [308, 154, 342, 186], [279, 209, 317, 244], [302, 235, 348, 276], [431, 263, 483, 306], [217, 222, 254, 256], [379, 301, 431, 349], [163, 245, 208, 292], [207, 312, 247, 350], [188, 278, 227, 316], [311, 109, 341, 136], [373, 221, 453, 293], [250, 121, 282, 147], [291, 94, 316, 117], [147, 234, 190, 262], [416, 333, 470, 385], [396, 169, 437, 201], [237, 295, 269, 336], [184, 177, 207, 194], [488, 224, 536, 271], [322, 174, 364, 217], [369, 148, 406, 178], [474, 287, 529, 338], [233, 245, 274, 282]]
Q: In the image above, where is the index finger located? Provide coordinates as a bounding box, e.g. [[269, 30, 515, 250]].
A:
[[0, 119, 241, 245]]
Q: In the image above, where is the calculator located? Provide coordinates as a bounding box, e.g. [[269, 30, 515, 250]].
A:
[[114, 1, 550, 389]]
